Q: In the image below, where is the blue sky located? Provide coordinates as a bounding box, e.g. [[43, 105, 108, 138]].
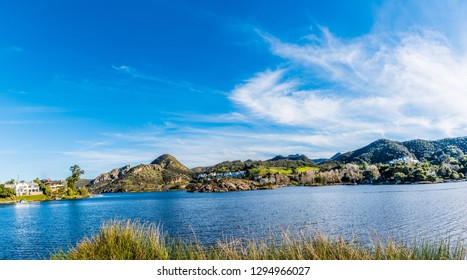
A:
[[2, 0, 467, 180]]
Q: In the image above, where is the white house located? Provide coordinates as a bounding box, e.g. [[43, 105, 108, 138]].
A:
[[388, 156, 419, 165], [5, 182, 43, 196]]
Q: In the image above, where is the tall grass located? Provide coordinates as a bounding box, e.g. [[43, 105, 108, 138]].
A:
[[51, 220, 466, 260]]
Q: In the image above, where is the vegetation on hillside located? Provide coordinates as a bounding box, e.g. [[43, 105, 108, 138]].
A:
[[89, 154, 192, 193], [337, 139, 412, 164], [337, 136, 467, 164], [190, 137, 467, 187]]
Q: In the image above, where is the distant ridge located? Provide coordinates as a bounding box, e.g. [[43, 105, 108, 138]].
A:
[[335, 136, 467, 164], [268, 154, 312, 162]]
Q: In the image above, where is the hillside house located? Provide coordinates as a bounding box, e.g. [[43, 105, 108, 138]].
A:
[[196, 171, 246, 181], [388, 156, 419, 164]]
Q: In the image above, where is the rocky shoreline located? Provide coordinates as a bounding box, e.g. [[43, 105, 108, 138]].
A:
[[186, 178, 283, 192]]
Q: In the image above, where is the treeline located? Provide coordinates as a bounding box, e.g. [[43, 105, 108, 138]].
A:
[[289, 156, 467, 185], [195, 155, 467, 186]]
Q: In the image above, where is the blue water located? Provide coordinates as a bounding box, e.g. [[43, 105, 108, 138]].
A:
[[1, 183, 467, 259]]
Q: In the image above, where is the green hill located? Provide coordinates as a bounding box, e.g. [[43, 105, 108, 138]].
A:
[[337, 139, 413, 164], [335, 137, 467, 164], [89, 154, 192, 193]]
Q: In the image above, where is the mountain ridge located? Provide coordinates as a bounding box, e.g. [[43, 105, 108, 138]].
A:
[[88, 136, 467, 193], [335, 136, 467, 164]]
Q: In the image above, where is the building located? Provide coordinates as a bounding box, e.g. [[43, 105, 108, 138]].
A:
[[388, 156, 419, 165], [41, 179, 65, 190], [5, 182, 43, 196]]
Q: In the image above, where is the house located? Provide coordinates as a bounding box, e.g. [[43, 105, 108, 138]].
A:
[[41, 179, 65, 190], [5, 182, 43, 196], [197, 170, 247, 181], [388, 156, 419, 164]]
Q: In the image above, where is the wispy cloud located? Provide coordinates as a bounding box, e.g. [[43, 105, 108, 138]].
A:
[[166, 112, 252, 124], [1, 46, 23, 53], [63, 149, 152, 175], [108, 65, 222, 94], [0, 120, 48, 125], [111, 64, 135, 73], [230, 4, 467, 146]]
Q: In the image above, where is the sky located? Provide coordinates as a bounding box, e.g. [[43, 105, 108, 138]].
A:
[[2, 0, 467, 181]]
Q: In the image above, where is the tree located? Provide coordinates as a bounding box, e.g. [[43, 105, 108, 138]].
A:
[[363, 164, 380, 183], [0, 184, 16, 198], [394, 172, 406, 183], [66, 165, 85, 191], [33, 178, 49, 195]]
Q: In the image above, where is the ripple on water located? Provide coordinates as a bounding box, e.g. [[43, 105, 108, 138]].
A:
[[0, 183, 467, 259]]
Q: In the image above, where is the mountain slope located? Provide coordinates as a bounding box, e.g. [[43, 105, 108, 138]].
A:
[[90, 154, 192, 193], [336, 137, 467, 164], [337, 139, 413, 164]]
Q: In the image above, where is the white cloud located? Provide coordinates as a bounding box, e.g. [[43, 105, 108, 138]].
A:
[[2, 46, 23, 53], [111, 65, 134, 72], [231, 20, 467, 144]]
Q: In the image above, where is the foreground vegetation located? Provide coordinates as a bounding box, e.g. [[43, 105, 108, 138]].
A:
[[51, 220, 466, 260]]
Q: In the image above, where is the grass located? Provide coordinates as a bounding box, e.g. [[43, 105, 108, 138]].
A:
[[17, 194, 49, 202], [296, 166, 319, 173], [50, 220, 466, 260], [250, 167, 293, 176], [0, 197, 16, 204]]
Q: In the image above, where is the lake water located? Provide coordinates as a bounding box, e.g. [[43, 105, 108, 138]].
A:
[[1, 183, 466, 259]]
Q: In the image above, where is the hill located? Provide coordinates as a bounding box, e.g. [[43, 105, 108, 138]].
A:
[[268, 154, 312, 162], [337, 139, 414, 164], [335, 137, 467, 164], [89, 154, 192, 193]]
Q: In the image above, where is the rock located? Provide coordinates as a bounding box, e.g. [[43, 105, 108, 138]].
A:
[[187, 178, 263, 193], [91, 165, 131, 185]]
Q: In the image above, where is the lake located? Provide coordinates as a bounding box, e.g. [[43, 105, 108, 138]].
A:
[[1, 182, 466, 259]]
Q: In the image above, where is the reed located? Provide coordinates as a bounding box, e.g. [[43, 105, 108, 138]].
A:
[[50, 220, 466, 260]]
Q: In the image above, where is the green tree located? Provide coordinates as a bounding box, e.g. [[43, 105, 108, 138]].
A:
[[66, 165, 85, 191], [77, 187, 88, 196], [0, 184, 16, 198], [33, 178, 50, 196], [394, 172, 406, 183]]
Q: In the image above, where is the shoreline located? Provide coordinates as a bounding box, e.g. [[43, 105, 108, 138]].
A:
[[92, 178, 467, 195], [0, 194, 93, 205], [3, 179, 465, 203]]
